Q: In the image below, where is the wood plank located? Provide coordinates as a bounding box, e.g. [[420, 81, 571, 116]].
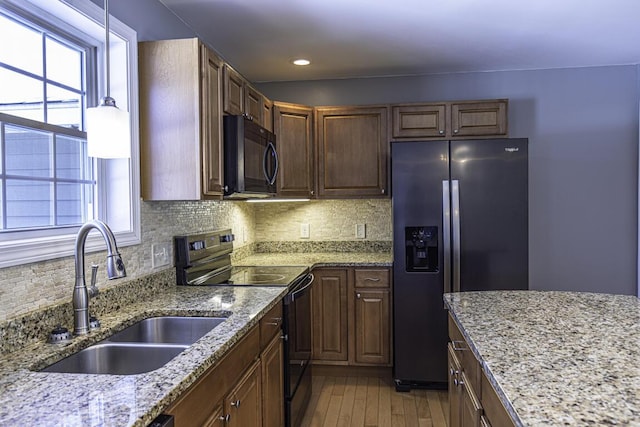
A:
[[332, 375, 347, 397], [351, 376, 368, 427], [403, 392, 419, 427], [323, 395, 343, 427], [337, 376, 357, 427], [310, 376, 335, 427], [378, 375, 392, 427], [427, 390, 447, 427], [364, 377, 380, 426]]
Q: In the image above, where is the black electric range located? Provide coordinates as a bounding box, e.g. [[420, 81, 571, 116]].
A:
[[174, 229, 308, 286]]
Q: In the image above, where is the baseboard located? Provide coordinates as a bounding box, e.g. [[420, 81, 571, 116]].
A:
[[311, 364, 392, 378]]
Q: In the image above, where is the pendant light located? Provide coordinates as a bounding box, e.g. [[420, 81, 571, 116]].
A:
[[86, 0, 130, 158]]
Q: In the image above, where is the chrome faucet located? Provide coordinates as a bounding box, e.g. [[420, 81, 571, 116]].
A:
[[73, 220, 126, 335]]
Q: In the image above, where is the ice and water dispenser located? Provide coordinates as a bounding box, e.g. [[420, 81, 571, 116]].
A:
[[405, 226, 438, 272]]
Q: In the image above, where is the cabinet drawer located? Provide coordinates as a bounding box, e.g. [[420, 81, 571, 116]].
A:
[[260, 302, 283, 349], [481, 370, 516, 427], [354, 269, 390, 288]]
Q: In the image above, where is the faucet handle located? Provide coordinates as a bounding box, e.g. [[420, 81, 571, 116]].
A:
[[89, 264, 99, 298]]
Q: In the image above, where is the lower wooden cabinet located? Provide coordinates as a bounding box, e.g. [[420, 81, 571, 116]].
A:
[[225, 359, 262, 427], [167, 302, 284, 427], [261, 333, 284, 427], [312, 267, 392, 367], [448, 314, 515, 427]]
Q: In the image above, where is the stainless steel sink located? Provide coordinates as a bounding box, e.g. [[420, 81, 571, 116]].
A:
[[39, 316, 227, 375], [40, 342, 188, 375], [106, 316, 226, 345]]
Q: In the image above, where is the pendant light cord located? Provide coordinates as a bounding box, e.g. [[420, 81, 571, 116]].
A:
[[104, 0, 110, 99]]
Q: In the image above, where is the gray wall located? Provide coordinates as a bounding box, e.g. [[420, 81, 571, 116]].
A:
[[101, 0, 639, 295], [257, 66, 639, 295]]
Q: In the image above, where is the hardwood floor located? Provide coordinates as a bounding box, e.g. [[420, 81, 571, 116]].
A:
[[300, 375, 448, 427]]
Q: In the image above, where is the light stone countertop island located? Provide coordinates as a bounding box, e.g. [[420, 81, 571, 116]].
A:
[[444, 290, 640, 426]]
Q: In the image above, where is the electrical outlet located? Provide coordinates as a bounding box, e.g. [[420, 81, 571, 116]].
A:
[[242, 227, 248, 243], [152, 243, 171, 268], [355, 223, 366, 239], [300, 223, 310, 239]]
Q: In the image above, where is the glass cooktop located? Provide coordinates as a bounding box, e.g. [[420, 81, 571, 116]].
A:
[[228, 265, 309, 286]]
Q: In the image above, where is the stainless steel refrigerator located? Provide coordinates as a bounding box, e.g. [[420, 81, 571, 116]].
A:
[[391, 138, 528, 390]]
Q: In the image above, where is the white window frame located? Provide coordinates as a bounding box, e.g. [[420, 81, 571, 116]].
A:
[[0, 0, 141, 268]]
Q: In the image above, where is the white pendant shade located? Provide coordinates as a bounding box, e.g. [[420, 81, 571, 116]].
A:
[[86, 103, 130, 158]]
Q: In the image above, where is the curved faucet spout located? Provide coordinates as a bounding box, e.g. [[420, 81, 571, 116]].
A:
[[73, 220, 126, 335]]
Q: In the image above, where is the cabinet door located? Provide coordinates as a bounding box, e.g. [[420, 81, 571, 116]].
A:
[[312, 269, 349, 362], [201, 46, 224, 197], [450, 100, 507, 137], [392, 104, 447, 139], [223, 64, 244, 115], [261, 334, 284, 427], [244, 85, 264, 125], [448, 344, 462, 427], [273, 103, 314, 198], [263, 98, 273, 132], [461, 371, 482, 427], [316, 106, 388, 198], [226, 359, 262, 427], [353, 289, 390, 365]]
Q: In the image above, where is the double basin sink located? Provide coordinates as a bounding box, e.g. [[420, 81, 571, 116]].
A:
[[40, 316, 226, 375]]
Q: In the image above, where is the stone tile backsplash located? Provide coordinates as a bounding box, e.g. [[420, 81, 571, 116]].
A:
[[0, 198, 392, 323]]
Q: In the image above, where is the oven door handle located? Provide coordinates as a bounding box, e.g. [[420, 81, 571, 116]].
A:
[[285, 273, 314, 304]]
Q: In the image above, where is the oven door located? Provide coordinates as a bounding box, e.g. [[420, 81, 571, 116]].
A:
[[283, 273, 313, 427]]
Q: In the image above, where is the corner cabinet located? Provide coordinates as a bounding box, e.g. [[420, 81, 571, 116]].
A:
[[315, 106, 389, 198], [272, 102, 315, 198], [139, 38, 224, 200], [312, 267, 392, 367], [392, 99, 508, 140]]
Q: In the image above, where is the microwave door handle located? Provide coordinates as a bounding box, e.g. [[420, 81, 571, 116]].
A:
[[264, 142, 278, 185]]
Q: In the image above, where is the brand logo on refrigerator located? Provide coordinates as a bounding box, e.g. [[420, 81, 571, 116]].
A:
[[505, 147, 519, 152]]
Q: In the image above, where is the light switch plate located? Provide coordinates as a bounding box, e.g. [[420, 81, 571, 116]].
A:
[[355, 223, 366, 239], [152, 243, 171, 268], [300, 223, 310, 239]]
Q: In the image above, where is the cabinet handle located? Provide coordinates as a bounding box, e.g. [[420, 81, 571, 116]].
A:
[[219, 414, 230, 423], [451, 340, 468, 351], [266, 317, 281, 326], [364, 277, 380, 282], [231, 399, 241, 408]]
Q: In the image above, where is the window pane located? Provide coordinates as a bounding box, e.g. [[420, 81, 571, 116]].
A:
[[0, 13, 42, 76], [0, 68, 44, 122], [5, 125, 52, 178], [57, 182, 91, 225], [46, 36, 82, 90], [47, 84, 82, 129], [56, 135, 91, 180], [5, 179, 53, 229]]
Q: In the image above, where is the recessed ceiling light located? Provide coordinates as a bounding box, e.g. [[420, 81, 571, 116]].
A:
[[292, 58, 311, 66]]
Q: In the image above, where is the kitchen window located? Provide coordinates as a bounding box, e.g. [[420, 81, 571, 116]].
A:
[[0, 0, 141, 268]]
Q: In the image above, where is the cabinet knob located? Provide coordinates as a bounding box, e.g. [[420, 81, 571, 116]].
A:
[[439, 130, 444, 135], [231, 399, 241, 408], [449, 367, 459, 377], [381, 188, 385, 194], [310, 190, 315, 196], [453, 129, 459, 134], [281, 333, 288, 341], [454, 377, 465, 387], [356, 293, 361, 299], [219, 414, 230, 423]]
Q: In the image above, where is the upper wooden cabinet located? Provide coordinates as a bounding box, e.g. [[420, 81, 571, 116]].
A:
[[223, 64, 244, 116], [316, 106, 389, 198], [139, 38, 224, 200], [272, 102, 314, 198], [392, 99, 508, 140], [223, 64, 271, 129], [262, 98, 273, 132]]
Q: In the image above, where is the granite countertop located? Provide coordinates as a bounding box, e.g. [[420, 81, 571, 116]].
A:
[[234, 251, 393, 267], [0, 285, 286, 427], [444, 290, 640, 426], [0, 252, 391, 426]]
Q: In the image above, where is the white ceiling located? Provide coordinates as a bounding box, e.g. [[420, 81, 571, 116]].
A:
[[158, 0, 640, 83]]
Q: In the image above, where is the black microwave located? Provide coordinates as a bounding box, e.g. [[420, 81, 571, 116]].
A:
[[223, 115, 278, 199]]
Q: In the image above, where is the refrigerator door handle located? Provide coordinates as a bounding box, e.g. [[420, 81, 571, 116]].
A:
[[452, 180, 461, 292], [442, 180, 451, 294]]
